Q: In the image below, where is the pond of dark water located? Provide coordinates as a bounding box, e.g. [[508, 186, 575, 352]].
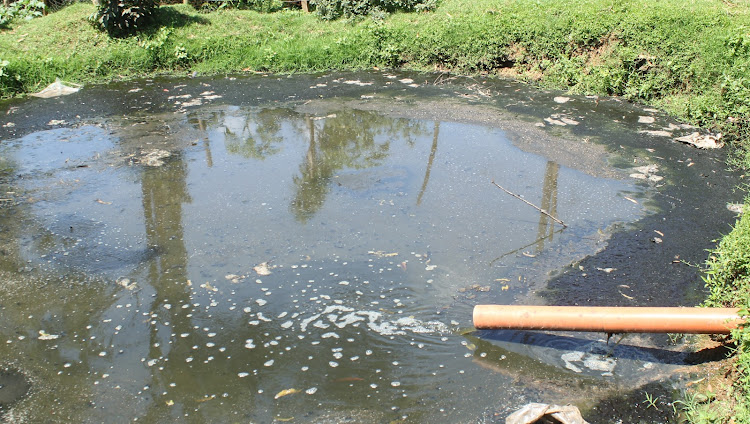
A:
[[0, 71, 740, 423]]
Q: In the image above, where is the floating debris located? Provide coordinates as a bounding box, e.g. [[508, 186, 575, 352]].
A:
[[139, 149, 171, 167], [32, 78, 81, 98], [629, 164, 663, 182], [639, 129, 673, 137], [274, 388, 299, 399], [225, 274, 245, 283], [200, 282, 218, 292], [368, 251, 398, 258], [553, 96, 570, 104], [38, 330, 60, 340], [312, 114, 337, 120], [560, 117, 579, 125], [727, 203, 744, 214], [507, 403, 589, 424], [181, 99, 203, 107], [544, 114, 579, 126], [674, 132, 723, 149], [118, 278, 137, 290], [343, 80, 374, 86], [254, 262, 273, 276], [544, 117, 566, 126]]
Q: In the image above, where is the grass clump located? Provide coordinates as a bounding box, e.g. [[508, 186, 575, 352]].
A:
[[705, 211, 750, 310], [697, 210, 750, 423]]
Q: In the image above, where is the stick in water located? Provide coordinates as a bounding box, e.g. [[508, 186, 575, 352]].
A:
[[491, 180, 567, 228]]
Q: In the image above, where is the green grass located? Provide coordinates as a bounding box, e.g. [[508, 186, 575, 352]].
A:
[[700, 208, 750, 423], [2, 1, 750, 422]]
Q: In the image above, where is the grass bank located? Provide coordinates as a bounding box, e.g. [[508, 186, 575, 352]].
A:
[[2, 0, 750, 421]]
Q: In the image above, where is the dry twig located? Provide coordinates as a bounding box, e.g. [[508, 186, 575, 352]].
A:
[[491, 180, 567, 228]]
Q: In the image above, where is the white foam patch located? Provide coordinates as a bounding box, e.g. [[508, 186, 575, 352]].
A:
[[300, 314, 321, 332], [257, 313, 272, 322]]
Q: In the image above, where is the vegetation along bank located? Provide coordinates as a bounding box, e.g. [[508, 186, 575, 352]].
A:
[[1, 0, 750, 421]]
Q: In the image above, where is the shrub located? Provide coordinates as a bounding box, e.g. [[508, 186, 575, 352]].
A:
[[188, 0, 280, 13], [0, 0, 46, 27], [92, 0, 159, 37], [312, 0, 437, 21]]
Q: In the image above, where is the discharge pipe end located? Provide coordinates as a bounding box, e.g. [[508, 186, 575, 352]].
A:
[[473, 305, 743, 334]]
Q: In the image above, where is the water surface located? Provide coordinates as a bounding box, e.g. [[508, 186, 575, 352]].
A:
[[0, 72, 738, 423]]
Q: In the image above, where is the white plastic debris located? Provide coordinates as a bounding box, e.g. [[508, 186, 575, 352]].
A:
[[674, 132, 723, 149], [506, 403, 589, 424], [727, 203, 744, 214], [139, 149, 171, 167], [629, 164, 663, 182], [38, 330, 60, 340], [31, 78, 81, 98]]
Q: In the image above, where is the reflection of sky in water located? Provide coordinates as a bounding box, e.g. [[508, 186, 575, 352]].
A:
[[0, 107, 658, 423]]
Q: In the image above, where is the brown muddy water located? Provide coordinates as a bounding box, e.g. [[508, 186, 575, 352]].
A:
[[0, 72, 741, 423]]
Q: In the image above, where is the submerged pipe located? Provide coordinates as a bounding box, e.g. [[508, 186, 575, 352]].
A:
[[473, 305, 743, 334]]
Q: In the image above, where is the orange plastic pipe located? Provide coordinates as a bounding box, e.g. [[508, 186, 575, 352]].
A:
[[473, 305, 743, 334]]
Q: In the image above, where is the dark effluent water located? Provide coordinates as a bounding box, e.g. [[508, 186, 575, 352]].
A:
[[0, 72, 739, 423]]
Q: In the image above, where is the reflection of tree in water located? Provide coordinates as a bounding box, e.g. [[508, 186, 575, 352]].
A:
[[292, 110, 425, 222], [535, 161, 559, 253], [417, 121, 440, 206], [138, 155, 209, 422], [187, 107, 428, 221], [187, 108, 290, 160]]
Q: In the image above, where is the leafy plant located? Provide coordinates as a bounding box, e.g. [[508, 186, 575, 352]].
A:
[[642, 392, 659, 410], [673, 391, 723, 423], [0, 0, 45, 27], [139, 25, 171, 50], [188, 0, 279, 13], [312, 0, 438, 21], [92, 0, 159, 37]]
